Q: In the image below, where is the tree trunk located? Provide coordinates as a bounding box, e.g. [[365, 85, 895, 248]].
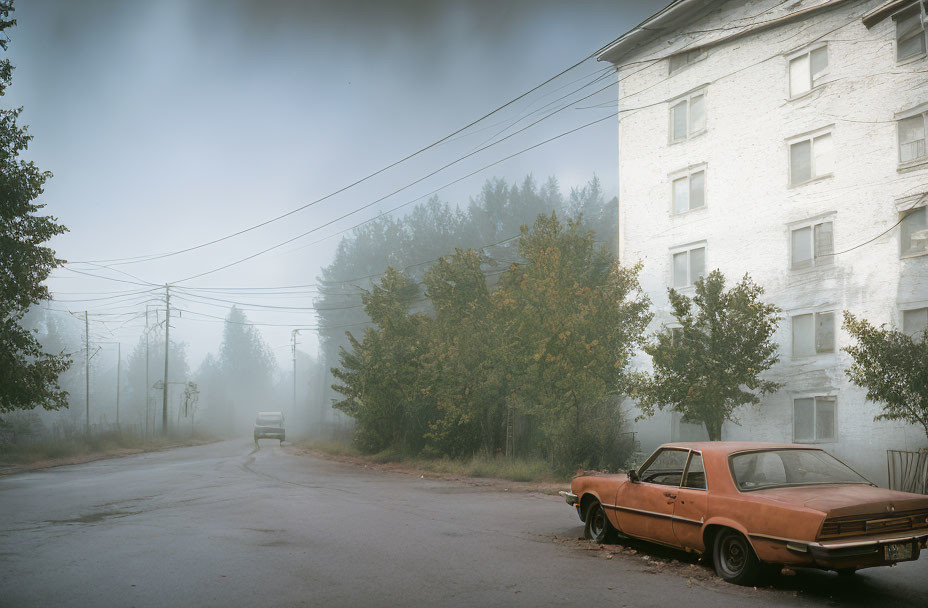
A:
[[704, 417, 722, 441]]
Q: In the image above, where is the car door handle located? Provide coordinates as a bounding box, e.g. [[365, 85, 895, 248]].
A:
[[663, 492, 677, 499]]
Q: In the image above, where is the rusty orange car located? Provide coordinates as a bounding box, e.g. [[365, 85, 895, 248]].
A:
[[562, 442, 928, 585]]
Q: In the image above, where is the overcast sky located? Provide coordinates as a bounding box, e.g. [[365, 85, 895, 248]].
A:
[[11, 0, 666, 369]]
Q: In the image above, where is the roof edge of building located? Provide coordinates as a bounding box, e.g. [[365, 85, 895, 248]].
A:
[[598, 0, 855, 67]]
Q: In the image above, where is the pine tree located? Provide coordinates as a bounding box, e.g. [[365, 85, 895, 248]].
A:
[[0, 1, 71, 414]]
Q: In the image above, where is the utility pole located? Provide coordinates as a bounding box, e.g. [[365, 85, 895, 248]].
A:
[[84, 311, 90, 433], [292, 329, 299, 415], [145, 307, 150, 437], [162, 285, 170, 435], [115, 342, 121, 428]]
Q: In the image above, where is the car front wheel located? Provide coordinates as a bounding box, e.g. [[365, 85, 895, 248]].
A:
[[583, 500, 615, 544], [713, 529, 760, 586]]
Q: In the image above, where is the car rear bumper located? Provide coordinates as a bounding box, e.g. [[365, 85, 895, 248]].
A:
[[254, 427, 285, 440], [793, 531, 928, 570]]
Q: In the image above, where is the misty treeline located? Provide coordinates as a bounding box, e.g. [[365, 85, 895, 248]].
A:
[[315, 175, 616, 422], [3, 303, 309, 441], [322, 175, 643, 472]]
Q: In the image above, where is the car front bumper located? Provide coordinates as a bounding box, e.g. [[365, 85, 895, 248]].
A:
[[559, 491, 582, 520]]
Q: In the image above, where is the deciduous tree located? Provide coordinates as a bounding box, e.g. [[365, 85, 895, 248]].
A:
[[843, 312, 928, 440], [495, 213, 651, 470], [635, 271, 782, 441]]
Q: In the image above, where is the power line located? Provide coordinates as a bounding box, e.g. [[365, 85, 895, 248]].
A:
[[171, 110, 619, 284], [67, 49, 621, 268], [161, 75, 616, 284]]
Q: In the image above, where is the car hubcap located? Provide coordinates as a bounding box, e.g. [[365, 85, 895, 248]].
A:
[[721, 536, 746, 573]]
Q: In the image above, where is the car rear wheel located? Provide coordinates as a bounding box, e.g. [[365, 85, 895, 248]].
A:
[[583, 500, 615, 544], [713, 529, 760, 586]]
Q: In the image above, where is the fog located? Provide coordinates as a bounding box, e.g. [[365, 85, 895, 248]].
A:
[[6, 0, 664, 438]]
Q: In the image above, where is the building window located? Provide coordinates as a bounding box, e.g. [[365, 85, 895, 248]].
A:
[[789, 131, 833, 185], [789, 46, 828, 97], [669, 49, 705, 74], [899, 111, 927, 164], [791, 220, 834, 268], [794, 396, 836, 443], [895, 5, 926, 62], [672, 246, 705, 288], [672, 169, 705, 214], [903, 307, 928, 340], [901, 206, 928, 256], [792, 311, 835, 357], [670, 90, 706, 142]]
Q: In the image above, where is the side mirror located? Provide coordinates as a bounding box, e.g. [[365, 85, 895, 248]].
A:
[[628, 469, 639, 483]]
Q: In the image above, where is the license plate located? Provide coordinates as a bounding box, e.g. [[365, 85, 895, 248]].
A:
[[883, 543, 913, 561]]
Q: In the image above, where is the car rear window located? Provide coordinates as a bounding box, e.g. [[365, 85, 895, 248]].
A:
[[257, 415, 282, 425], [730, 449, 869, 491]]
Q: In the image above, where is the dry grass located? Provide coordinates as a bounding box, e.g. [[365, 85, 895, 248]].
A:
[[0, 430, 215, 469], [300, 438, 566, 483]]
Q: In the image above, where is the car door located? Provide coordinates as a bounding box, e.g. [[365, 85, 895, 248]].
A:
[[672, 451, 708, 550], [614, 448, 688, 547]]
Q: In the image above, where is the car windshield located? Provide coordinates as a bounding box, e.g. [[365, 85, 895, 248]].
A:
[[257, 414, 282, 426], [730, 449, 870, 491]]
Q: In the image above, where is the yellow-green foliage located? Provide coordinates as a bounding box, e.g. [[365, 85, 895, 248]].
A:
[[332, 213, 651, 473]]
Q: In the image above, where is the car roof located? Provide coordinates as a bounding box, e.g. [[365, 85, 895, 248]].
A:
[[257, 411, 283, 416], [658, 441, 822, 455]]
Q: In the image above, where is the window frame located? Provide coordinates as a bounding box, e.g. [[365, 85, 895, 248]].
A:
[[897, 108, 928, 167], [791, 310, 837, 358], [792, 394, 838, 444], [786, 43, 829, 99], [668, 48, 707, 76], [787, 126, 835, 187], [893, 4, 927, 64], [900, 205, 928, 257], [636, 447, 693, 487], [681, 450, 707, 490], [788, 214, 836, 269], [669, 165, 707, 215], [901, 305, 928, 341], [635, 447, 707, 490], [896, 192, 928, 257], [670, 242, 707, 289], [668, 87, 708, 144]]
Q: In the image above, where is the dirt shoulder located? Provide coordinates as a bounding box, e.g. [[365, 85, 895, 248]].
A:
[[283, 444, 568, 495], [0, 436, 220, 476]]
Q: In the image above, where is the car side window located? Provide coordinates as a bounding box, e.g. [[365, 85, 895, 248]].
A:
[[638, 449, 689, 486], [683, 453, 706, 489]]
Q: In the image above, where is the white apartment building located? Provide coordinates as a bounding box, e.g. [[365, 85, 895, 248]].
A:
[[599, 0, 928, 484]]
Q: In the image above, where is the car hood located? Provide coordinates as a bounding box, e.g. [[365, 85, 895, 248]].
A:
[[754, 484, 928, 517]]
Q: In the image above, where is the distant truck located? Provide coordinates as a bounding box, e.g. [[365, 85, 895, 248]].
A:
[[254, 411, 285, 444]]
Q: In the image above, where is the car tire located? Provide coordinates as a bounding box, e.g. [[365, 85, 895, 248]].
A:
[[713, 528, 760, 586], [583, 500, 615, 544]]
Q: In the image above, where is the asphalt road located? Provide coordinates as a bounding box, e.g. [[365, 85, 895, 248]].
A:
[[1, 440, 926, 608]]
